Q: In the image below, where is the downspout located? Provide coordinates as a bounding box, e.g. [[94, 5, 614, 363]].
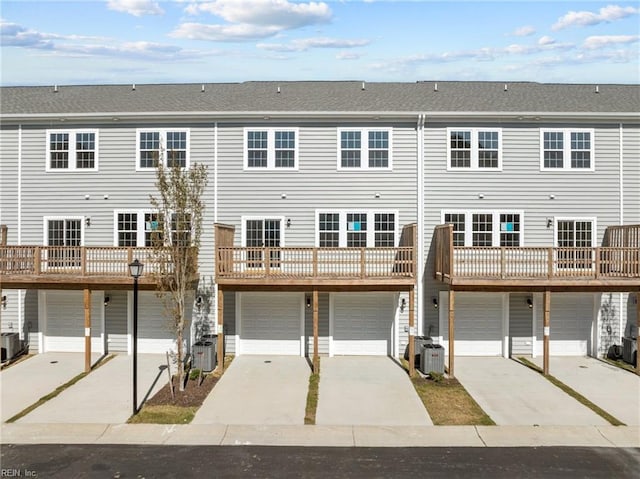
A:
[[619, 123, 624, 344], [18, 124, 23, 340], [213, 121, 219, 333], [416, 114, 425, 336]]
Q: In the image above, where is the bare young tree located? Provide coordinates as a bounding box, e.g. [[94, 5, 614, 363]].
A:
[[149, 158, 208, 391]]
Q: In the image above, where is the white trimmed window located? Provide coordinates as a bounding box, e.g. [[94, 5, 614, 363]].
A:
[[244, 128, 298, 170], [337, 128, 392, 170], [46, 130, 98, 171], [555, 218, 596, 269], [114, 210, 189, 247], [316, 210, 398, 247], [447, 128, 501, 170], [44, 217, 84, 267], [136, 129, 189, 170], [442, 211, 523, 247], [540, 129, 594, 170]]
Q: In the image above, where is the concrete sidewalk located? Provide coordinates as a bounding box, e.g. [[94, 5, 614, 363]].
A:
[[1, 422, 638, 447], [1, 353, 103, 422], [193, 356, 310, 425], [316, 357, 432, 426], [455, 357, 608, 426], [530, 356, 640, 426], [17, 354, 168, 424]]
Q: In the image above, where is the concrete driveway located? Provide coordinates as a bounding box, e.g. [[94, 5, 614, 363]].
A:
[[1, 352, 103, 423], [454, 357, 608, 426], [193, 356, 310, 425], [530, 356, 640, 426], [18, 354, 168, 424], [316, 356, 432, 426]]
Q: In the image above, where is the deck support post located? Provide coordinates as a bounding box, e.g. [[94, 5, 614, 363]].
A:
[[543, 289, 550, 375], [217, 289, 224, 372], [84, 288, 91, 373], [408, 286, 415, 377], [448, 289, 455, 378], [312, 289, 319, 374]]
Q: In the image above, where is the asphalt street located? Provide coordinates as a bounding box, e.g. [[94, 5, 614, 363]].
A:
[[2, 444, 639, 478]]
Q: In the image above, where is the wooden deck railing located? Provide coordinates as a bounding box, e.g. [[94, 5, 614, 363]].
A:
[[434, 224, 640, 281], [216, 246, 415, 280], [0, 246, 171, 277]]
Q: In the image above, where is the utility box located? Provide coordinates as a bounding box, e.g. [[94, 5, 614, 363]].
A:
[[622, 337, 637, 366], [404, 336, 433, 367], [420, 343, 445, 375], [1, 332, 20, 362], [193, 339, 216, 372]]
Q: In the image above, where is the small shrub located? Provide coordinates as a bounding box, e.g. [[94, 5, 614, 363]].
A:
[[429, 371, 444, 383], [189, 368, 201, 381]]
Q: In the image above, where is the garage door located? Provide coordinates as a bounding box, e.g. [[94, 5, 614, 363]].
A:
[[240, 292, 303, 355], [138, 292, 178, 354], [542, 293, 594, 355], [440, 292, 504, 356], [332, 293, 394, 356], [45, 291, 103, 352]]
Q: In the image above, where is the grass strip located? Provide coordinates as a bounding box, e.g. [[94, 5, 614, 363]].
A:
[[128, 405, 197, 424], [517, 357, 625, 426], [602, 357, 637, 373], [304, 362, 320, 425], [6, 354, 115, 423], [411, 375, 495, 425]]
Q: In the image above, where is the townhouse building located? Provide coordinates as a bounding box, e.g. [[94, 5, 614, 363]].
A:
[[1, 81, 638, 375]]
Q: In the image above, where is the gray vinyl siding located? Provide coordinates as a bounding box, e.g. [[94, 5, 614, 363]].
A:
[[105, 291, 128, 352], [423, 121, 632, 338], [24, 290, 39, 352], [216, 122, 418, 247], [509, 293, 533, 356], [222, 291, 236, 355], [623, 124, 640, 224], [304, 293, 329, 355]]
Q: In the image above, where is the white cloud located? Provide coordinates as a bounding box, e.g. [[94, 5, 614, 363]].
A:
[[184, 0, 332, 28], [170, 22, 281, 41], [336, 51, 362, 60], [552, 4, 639, 30], [107, 0, 164, 17], [257, 37, 370, 52], [538, 36, 555, 46], [583, 34, 640, 50], [511, 25, 536, 37]]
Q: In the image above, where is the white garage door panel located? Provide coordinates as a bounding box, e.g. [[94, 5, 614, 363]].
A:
[[333, 293, 394, 356], [45, 291, 103, 352], [541, 294, 593, 356], [441, 293, 503, 356], [138, 293, 177, 354], [241, 293, 302, 355]]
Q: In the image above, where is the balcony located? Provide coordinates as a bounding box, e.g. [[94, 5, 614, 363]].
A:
[[0, 245, 193, 290], [433, 224, 640, 292], [214, 223, 417, 290]]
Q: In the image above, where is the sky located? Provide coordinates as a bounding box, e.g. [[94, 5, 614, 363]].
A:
[[1, 0, 639, 86]]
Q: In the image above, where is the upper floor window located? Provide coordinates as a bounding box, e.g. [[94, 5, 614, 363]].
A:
[[337, 128, 392, 170], [46, 130, 98, 172], [136, 129, 189, 171], [44, 217, 83, 267], [540, 129, 594, 171], [442, 211, 522, 247], [316, 210, 398, 247], [114, 210, 189, 247], [555, 218, 595, 269], [447, 128, 501, 170], [244, 128, 298, 170]]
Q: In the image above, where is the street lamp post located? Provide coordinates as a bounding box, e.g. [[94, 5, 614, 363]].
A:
[[128, 259, 144, 415]]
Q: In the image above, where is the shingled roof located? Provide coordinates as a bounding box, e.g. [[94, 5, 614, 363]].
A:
[[1, 81, 638, 117]]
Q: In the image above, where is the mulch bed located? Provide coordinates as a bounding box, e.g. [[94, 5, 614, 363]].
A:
[[146, 372, 221, 408]]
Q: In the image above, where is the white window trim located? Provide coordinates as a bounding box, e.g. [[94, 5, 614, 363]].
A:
[[446, 128, 502, 171], [45, 129, 99, 172], [113, 209, 157, 247], [441, 210, 525, 247], [136, 128, 190, 172], [336, 128, 393, 171], [553, 217, 597, 248], [539, 128, 595, 172], [315, 210, 400, 247], [243, 128, 299, 171], [43, 216, 85, 246], [240, 216, 287, 247]]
